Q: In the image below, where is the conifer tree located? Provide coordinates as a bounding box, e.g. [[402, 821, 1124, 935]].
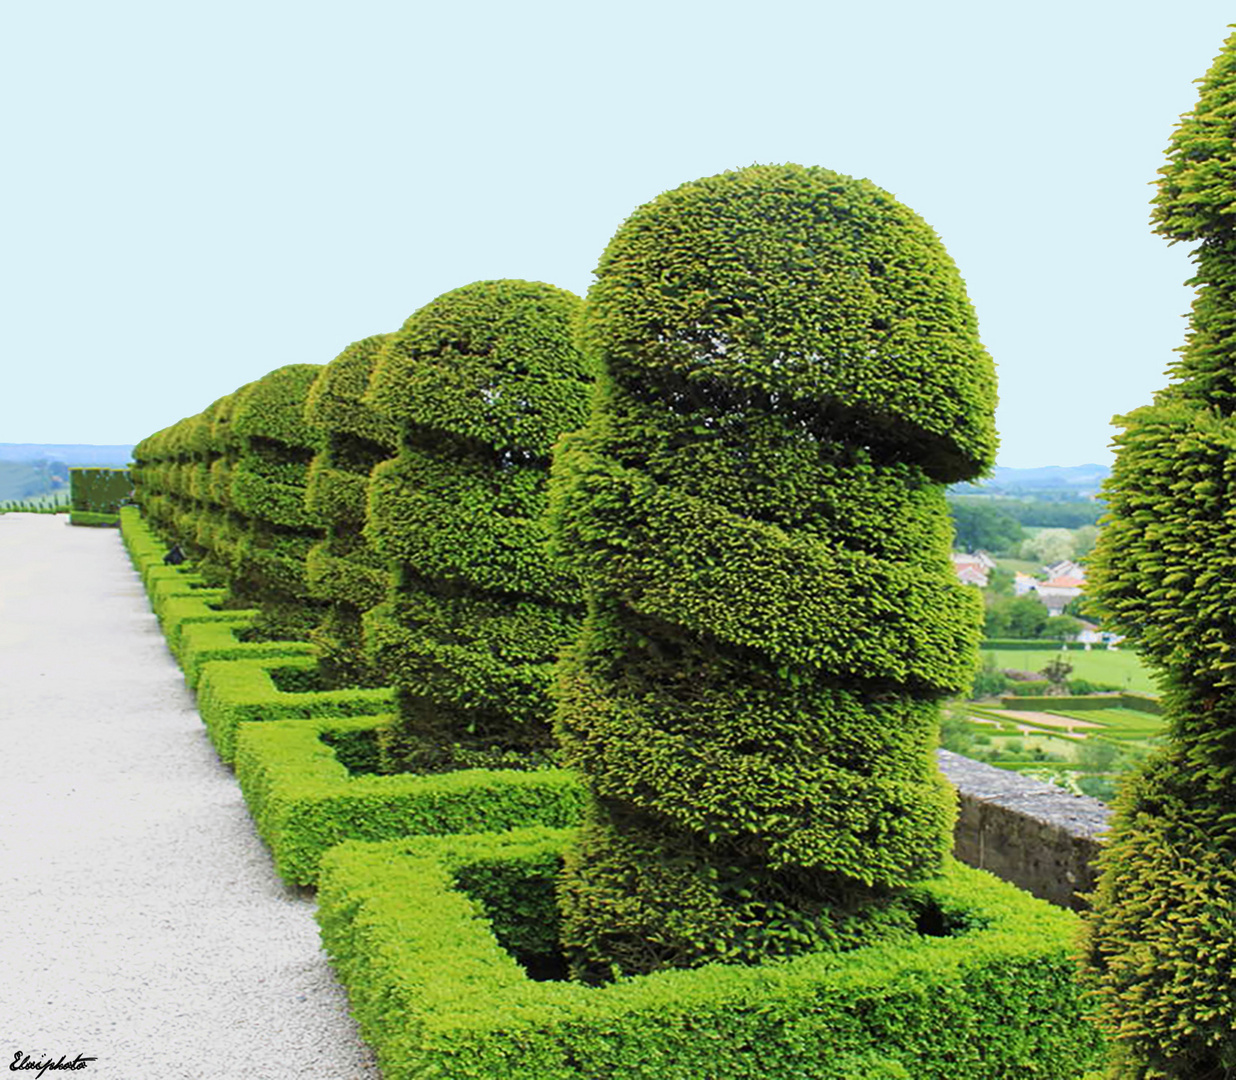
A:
[[549, 164, 996, 981], [1081, 31, 1236, 1079]]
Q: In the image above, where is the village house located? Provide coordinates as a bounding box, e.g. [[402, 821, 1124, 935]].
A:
[[950, 551, 995, 587]]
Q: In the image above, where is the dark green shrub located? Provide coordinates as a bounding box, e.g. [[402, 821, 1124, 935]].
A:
[[69, 467, 133, 523], [363, 279, 593, 772], [304, 334, 399, 687], [1080, 31, 1236, 1078], [227, 364, 327, 641], [548, 164, 996, 981]]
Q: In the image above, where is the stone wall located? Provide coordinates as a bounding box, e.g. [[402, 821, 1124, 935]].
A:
[[937, 749, 1111, 911]]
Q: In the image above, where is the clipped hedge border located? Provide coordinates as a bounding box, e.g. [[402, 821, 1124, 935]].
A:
[[176, 620, 315, 689], [234, 714, 587, 886], [315, 828, 1106, 1080], [983, 639, 1109, 652], [196, 655, 393, 764], [69, 510, 121, 527], [1000, 693, 1161, 713], [121, 508, 313, 686]]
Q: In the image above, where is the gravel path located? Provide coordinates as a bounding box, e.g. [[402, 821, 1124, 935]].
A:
[[0, 514, 380, 1080]]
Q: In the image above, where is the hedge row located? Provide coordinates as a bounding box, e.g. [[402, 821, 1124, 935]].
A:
[[314, 828, 1104, 1080], [121, 507, 586, 893]]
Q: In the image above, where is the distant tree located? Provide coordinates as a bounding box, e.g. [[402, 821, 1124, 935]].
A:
[[968, 655, 1010, 700], [1043, 614, 1082, 641], [1072, 524, 1100, 559], [1039, 657, 1073, 695], [989, 594, 1049, 639], [987, 566, 1014, 596], [1020, 527, 1075, 566], [948, 499, 1024, 553], [1079, 739, 1119, 773]]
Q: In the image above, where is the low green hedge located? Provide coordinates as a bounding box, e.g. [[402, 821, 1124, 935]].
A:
[[158, 593, 256, 658], [1001, 693, 1161, 713], [234, 714, 587, 886], [195, 655, 393, 763], [983, 639, 1092, 651], [176, 619, 314, 688], [69, 510, 121, 527], [315, 828, 1107, 1080], [120, 506, 166, 570]]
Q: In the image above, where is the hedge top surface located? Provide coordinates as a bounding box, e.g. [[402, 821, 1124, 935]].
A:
[[367, 279, 593, 456], [210, 384, 250, 452], [305, 333, 400, 449], [232, 364, 326, 449], [584, 164, 997, 482], [185, 395, 230, 456]]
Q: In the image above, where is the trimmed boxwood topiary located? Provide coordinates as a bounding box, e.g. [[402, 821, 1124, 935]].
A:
[[548, 164, 997, 981], [1080, 31, 1236, 1080], [304, 334, 400, 688], [363, 279, 594, 772], [226, 364, 327, 642]]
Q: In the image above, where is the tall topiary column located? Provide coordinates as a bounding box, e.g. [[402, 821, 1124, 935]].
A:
[[548, 164, 997, 981], [1080, 32, 1236, 1079], [363, 279, 594, 771], [304, 333, 400, 688], [133, 414, 200, 547], [227, 363, 327, 641]]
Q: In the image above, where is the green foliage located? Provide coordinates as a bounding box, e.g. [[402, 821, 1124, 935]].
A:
[[69, 467, 132, 515], [1080, 33, 1236, 1075], [948, 494, 1104, 530], [225, 364, 328, 641], [549, 164, 996, 979], [362, 280, 593, 771], [233, 714, 586, 886], [195, 656, 392, 763], [1040, 657, 1073, 690], [304, 335, 401, 687], [314, 829, 1105, 1080], [984, 595, 1050, 641], [968, 655, 1010, 699], [1019, 527, 1077, 566], [949, 499, 1025, 553], [1081, 747, 1236, 1078], [367, 279, 593, 456]]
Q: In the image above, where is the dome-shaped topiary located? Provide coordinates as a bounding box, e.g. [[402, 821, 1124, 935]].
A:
[[303, 334, 399, 687], [549, 164, 996, 981], [363, 279, 594, 771], [1081, 30, 1236, 1079], [226, 363, 327, 641]]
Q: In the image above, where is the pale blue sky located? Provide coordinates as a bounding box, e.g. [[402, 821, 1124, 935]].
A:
[[3, 2, 1231, 467]]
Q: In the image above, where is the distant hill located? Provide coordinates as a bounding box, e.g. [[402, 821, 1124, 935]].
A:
[[0, 445, 133, 502], [0, 444, 134, 466], [953, 464, 1109, 499]]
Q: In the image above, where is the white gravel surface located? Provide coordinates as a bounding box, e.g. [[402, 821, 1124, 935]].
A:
[[0, 514, 380, 1080]]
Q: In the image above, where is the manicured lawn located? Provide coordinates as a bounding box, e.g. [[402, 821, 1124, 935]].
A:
[[983, 646, 1160, 694]]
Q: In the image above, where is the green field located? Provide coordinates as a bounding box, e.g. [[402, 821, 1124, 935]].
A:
[[982, 645, 1159, 694], [947, 700, 1165, 803]]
